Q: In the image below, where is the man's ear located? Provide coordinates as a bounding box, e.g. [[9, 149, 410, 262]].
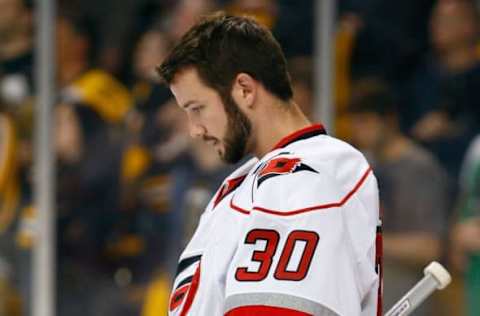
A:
[[231, 73, 257, 110]]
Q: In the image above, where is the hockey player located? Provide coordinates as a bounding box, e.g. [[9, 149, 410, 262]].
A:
[[157, 12, 381, 316]]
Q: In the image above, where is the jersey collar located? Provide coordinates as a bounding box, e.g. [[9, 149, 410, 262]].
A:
[[272, 123, 327, 150]]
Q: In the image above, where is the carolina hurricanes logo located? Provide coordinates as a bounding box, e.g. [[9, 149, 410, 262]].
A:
[[257, 156, 317, 187]]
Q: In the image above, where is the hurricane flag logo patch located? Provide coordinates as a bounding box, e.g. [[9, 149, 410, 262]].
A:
[[257, 156, 317, 187]]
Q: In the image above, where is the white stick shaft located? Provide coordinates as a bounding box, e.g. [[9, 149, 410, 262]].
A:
[[385, 274, 438, 316]]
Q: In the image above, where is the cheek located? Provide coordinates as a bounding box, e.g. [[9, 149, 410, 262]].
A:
[[205, 107, 229, 137]]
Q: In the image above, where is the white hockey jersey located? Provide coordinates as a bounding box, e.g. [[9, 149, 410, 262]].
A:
[[168, 124, 381, 316]]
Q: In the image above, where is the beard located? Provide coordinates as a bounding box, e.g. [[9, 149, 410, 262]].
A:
[[218, 94, 252, 164]]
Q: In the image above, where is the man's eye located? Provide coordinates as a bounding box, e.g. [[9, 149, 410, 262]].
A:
[[191, 106, 203, 113]]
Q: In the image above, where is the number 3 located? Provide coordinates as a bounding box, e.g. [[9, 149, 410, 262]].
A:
[[235, 229, 319, 282]]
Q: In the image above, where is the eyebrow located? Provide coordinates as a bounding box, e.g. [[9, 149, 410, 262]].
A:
[[181, 100, 197, 109]]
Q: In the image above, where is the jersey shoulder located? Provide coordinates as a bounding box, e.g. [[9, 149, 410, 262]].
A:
[[208, 157, 258, 210], [252, 136, 374, 215]]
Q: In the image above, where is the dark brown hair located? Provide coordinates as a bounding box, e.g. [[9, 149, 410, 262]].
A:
[[157, 12, 293, 102]]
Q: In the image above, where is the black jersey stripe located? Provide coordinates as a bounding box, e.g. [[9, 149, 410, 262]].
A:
[[175, 254, 202, 277], [174, 275, 194, 291]]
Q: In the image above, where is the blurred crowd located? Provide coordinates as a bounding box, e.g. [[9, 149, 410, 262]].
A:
[[0, 0, 480, 315]]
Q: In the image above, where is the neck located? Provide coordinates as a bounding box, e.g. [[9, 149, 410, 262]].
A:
[[439, 46, 478, 73], [252, 99, 311, 158], [0, 35, 31, 61]]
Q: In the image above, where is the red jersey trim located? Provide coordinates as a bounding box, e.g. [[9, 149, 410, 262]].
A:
[[214, 174, 247, 208], [253, 167, 372, 216], [230, 198, 251, 215], [225, 305, 313, 316], [272, 124, 326, 150], [179, 263, 201, 316], [376, 224, 383, 316], [169, 284, 190, 311]]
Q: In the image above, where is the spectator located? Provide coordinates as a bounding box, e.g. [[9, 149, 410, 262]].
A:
[[0, 104, 22, 316], [57, 0, 174, 78], [116, 98, 188, 316], [0, 0, 34, 107], [334, 13, 363, 140], [405, 0, 480, 180], [166, 0, 216, 42], [121, 28, 182, 280], [348, 79, 449, 315], [288, 56, 314, 120], [127, 27, 172, 144], [347, 0, 435, 84], [0, 106, 20, 256], [120, 97, 233, 315], [54, 7, 134, 316], [0, 0, 35, 212], [132, 28, 171, 85], [121, 28, 228, 310], [451, 135, 480, 316], [130, 100, 235, 315], [221, 0, 314, 58], [272, 0, 313, 58], [224, 0, 278, 29]]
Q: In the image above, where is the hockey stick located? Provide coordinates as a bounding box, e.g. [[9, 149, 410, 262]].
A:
[[384, 261, 452, 316]]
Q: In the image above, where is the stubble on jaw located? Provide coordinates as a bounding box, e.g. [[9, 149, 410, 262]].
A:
[[218, 94, 252, 164]]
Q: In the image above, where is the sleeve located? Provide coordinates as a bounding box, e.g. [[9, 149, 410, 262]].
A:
[[224, 162, 379, 316]]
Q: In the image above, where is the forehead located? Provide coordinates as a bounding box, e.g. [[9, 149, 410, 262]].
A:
[[170, 67, 221, 107]]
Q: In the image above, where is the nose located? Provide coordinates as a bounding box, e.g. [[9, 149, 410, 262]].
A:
[[189, 121, 206, 139]]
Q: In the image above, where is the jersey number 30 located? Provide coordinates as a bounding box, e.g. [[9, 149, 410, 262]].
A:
[[235, 229, 319, 282]]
